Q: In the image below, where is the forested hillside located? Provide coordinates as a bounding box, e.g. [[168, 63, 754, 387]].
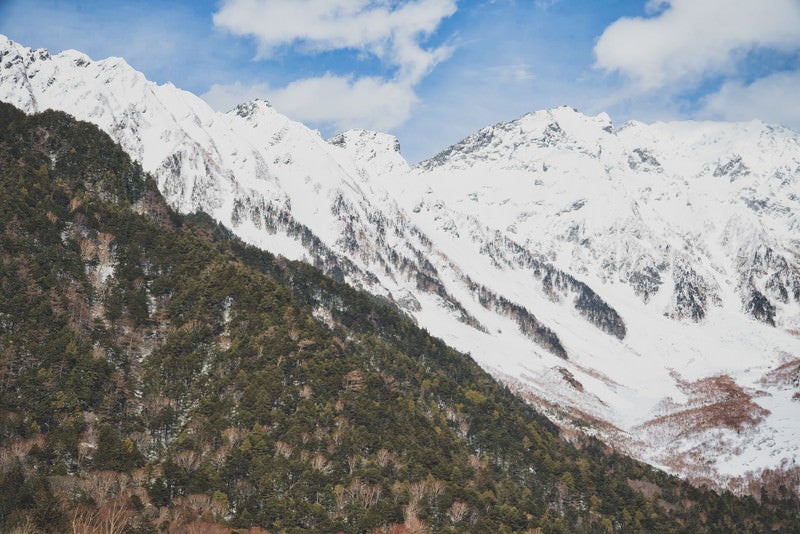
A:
[[0, 101, 797, 533]]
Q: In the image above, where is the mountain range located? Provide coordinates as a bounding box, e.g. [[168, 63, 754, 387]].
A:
[[14, 97, 800, 532], [1, 34, 799, 495]]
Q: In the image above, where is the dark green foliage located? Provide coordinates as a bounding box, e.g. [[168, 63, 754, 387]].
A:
[[92, 424, 144, 471], [0, 101, 798, 532]]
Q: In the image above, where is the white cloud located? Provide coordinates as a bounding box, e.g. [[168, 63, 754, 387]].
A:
[[269, 74, 418, 131], [595, 0, 800, 90], [201, 81, 273, 113], [211, 0, 456, 131], [700, 71, 800, 129], [202, 74, 417, 131], [214, 0, 456, 81]]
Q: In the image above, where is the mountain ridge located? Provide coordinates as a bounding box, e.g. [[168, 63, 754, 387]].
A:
[[1, 34, 799, 493]]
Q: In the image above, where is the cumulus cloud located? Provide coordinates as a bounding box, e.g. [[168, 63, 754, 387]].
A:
[[209, 0, 456, 130], [701, 71, 800, 129], [214, 0, 456, 82], [270, 74, 418, 131], [202, 74, 417, 132], [594, 0, 800, 90]]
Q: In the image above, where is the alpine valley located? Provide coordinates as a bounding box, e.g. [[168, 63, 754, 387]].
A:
[[2, 34, 799, 520]]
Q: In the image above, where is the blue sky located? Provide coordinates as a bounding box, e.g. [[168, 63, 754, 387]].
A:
[[2, 0, 799, 162]]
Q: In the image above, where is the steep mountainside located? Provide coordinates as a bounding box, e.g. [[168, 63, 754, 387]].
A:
[[395, 107, 800, 487], [5, 102, 800, 532], [1, 35, 799, 491]]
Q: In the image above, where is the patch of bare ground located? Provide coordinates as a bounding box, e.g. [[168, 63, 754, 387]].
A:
[[495, 370, 796, 500], [569, 361, 623, 389], [506, 375, 766, 498], [759, 358, 800, 390], [629, 373, 777, 491], [642, 374, 769, 438], [555, 367, 584, 391]]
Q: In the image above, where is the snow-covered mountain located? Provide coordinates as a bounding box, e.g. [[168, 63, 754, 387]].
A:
[[2, 35, 799, 492]]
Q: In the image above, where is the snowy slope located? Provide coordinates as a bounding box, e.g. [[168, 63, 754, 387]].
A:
[[2, 35, 799, 491], [396, 107, 800, 484]]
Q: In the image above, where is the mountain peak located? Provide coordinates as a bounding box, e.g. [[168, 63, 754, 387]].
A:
[[231, 98, 273, 118], [0, 34, 49, 64], [520, 106, 615, 135], [0, 33, 23, 52], [329, 128, 401, 153], [59, 48, 94, 67], [419, 106, 616, 170], [329, 129, 408, 176]]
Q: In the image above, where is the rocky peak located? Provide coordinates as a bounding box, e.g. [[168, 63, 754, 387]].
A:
[[329, 129, 408, 176], [231, 98, 274, 120]]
